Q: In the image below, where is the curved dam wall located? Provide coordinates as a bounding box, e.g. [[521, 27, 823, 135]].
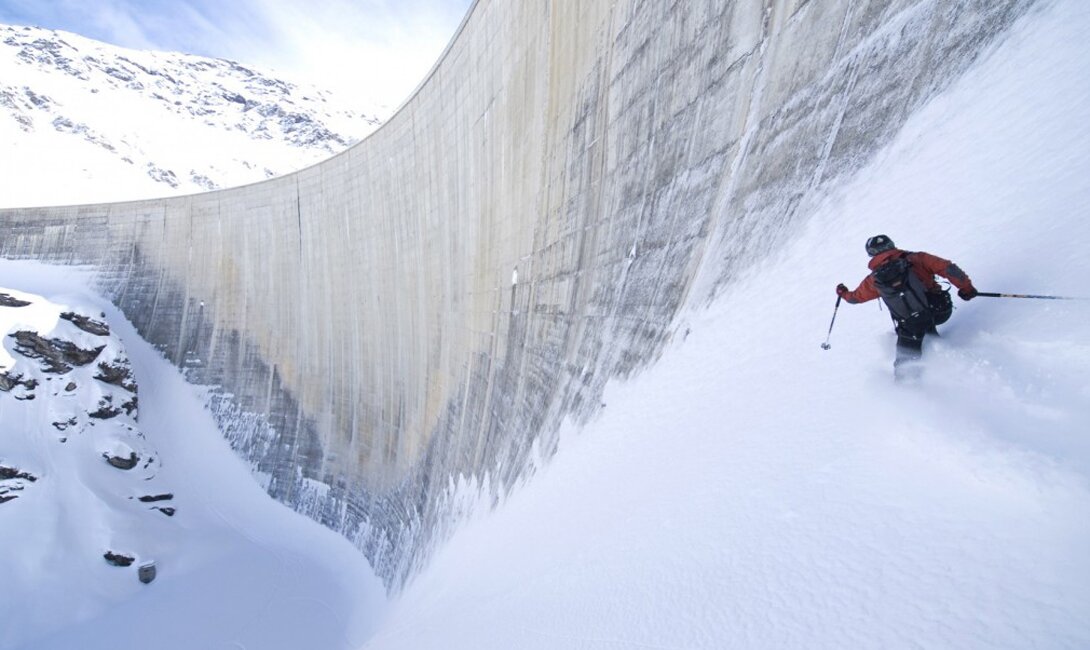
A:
[[0, 0, 1035, 587]]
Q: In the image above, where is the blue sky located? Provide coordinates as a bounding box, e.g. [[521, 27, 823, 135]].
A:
[[0, 0, 473, 110]]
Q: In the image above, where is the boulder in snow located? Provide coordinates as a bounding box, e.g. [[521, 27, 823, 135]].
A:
[[90, 396, 122, 419], [60, 311, 110, 336], [0, 293, 31, 307], [0, 466, 38, 482], [0, 465, 38, 504], [94, 359, 137, 393], [10, 330, 105, 374], [0, 371, 37, 392], [103, 449, 139, 470], [103, 551, 135, 567]]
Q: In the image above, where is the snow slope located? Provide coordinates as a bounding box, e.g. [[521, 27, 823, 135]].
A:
[[363, 2, 1090, 648], [1, 23, 384, 208], [0, 1, 1087, 648], [0, 262, 385, 650]]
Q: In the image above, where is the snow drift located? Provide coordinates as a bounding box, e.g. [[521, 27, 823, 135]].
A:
[[0, 269, 384, 649], [364, 1, 1090, 647], [0, 0, 1045, 591]]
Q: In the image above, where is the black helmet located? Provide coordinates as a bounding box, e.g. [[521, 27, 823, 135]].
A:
[[865, 234, 895, 257]]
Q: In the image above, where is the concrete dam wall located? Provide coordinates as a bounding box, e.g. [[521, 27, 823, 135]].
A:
[[0, 0, 1036, 587]]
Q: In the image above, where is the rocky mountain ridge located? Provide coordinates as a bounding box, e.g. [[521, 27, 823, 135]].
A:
[[1, 23, 383, 205]]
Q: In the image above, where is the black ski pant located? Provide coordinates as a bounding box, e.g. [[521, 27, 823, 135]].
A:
[[895, 320, 936, 362], [896, 333, 924, 362]]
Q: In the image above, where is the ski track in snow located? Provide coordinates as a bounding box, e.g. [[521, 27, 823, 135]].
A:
[[364, 2, 1090, 648]]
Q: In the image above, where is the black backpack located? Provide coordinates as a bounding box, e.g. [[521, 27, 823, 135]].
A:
[[872, 254, 938, 335]]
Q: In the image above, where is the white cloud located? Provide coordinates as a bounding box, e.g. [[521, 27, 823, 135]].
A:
[[245, 0, 470, 111]]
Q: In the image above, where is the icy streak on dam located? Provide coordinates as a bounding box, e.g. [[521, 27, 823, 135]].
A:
[[0, 0, 1035, 586]]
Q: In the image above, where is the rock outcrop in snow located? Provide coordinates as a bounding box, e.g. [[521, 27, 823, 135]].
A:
[[0, 465, 37, 504], [0, 287, 171, 578]]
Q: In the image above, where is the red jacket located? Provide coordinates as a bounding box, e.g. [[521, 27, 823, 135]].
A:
[[841, 249, 974, 304]]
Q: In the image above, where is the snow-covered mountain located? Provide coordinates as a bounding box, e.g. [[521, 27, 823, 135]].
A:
[[0, 23, 384, 208]]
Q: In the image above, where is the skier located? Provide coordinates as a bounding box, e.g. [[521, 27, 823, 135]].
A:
[[836, 235, 978, 373]]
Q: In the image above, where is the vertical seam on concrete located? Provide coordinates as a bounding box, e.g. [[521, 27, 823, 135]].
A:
[[809, 0, 862, 191], [295, 177, 303, 260], [686, 1, 776, 305]]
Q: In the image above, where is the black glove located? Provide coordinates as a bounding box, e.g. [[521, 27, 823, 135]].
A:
[[958, 287, 978, 301], [836, 283, 849, 298]]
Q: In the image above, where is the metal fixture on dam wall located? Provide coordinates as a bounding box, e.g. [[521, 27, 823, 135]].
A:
[[0, 0, 1036, 587]]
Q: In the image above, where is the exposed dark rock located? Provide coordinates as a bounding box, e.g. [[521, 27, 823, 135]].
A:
[[138, 493, 174, 503], [22, 87, 52, 108], [10, 331, 105, 374], [103, 451, 139, 470], [1, 466, 37, 505], [60, 311, 110, 336], [118, 55, 178, 85], [103, 65, 135, 82], [65, 381, 77, 392], [103, 551, 135, 567], [0, 371, 31, 392], [90, 405, 121, 419], [52, 417, 78, 431], [90, 396, 122, 419], [51, 115, 89, 135], [0, 88, 17, 110], [121, 395, 138, 417], [189, 172, 218, 191], [95, 361, 136, 392], [0, 293, 31, 307], [153, 506, 176, 517], [0, 466, 38, 482], [146, 164, 179, 188], [228, 61, 256, 77], [95, 360, 136, 392]]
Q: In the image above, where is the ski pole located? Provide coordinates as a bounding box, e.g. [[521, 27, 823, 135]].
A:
[[821, 296, 842, 350], [976, 291, 1086, 301]]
